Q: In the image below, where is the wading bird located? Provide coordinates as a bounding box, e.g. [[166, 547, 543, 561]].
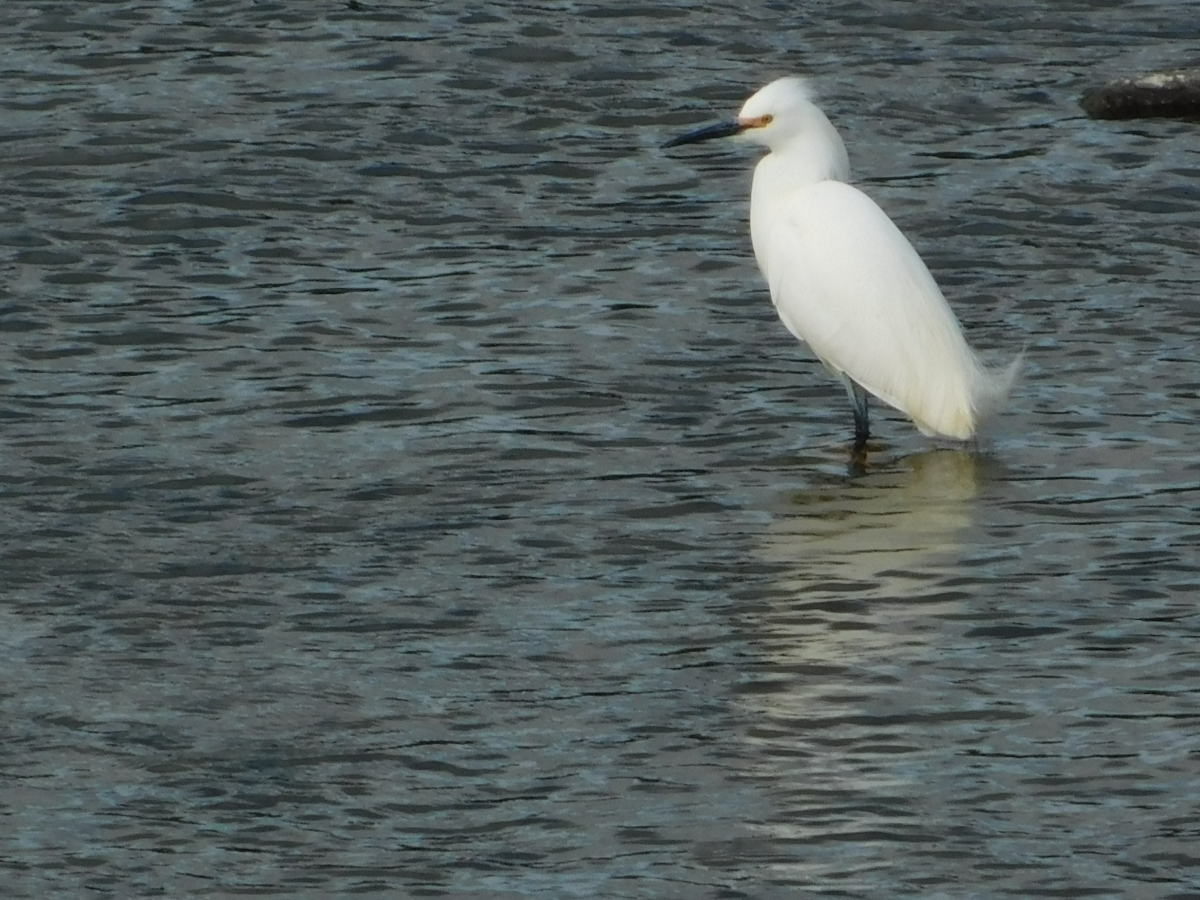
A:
[[664, 77, 1018, 448]]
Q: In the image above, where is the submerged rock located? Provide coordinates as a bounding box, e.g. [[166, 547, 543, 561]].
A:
[[1080, 67, 1200, 120]]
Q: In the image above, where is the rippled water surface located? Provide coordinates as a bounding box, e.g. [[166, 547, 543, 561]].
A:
[[4, 2, 1200, 897]]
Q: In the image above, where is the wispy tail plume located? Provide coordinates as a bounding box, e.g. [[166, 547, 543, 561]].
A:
[[975, 349, 1025, 426]]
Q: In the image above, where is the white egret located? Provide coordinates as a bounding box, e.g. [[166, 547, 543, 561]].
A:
[[664, 77, 1019, 447]]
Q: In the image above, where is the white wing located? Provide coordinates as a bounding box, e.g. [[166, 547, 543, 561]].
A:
[[758, 180, 984, 439]]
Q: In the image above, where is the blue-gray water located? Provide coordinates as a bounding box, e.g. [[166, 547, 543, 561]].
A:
[[3, 2, 1200, 897]]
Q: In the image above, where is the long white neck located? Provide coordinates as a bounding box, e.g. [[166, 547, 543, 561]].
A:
[[749, 112, 850, 281]]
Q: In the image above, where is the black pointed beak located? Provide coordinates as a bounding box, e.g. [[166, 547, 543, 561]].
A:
[[662, 119, 743, 149]]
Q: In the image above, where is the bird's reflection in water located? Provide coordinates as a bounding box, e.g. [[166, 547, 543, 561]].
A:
[[771, 448, 979, 588], [754, 448, 983, 670], [740, 449, 990, 861]]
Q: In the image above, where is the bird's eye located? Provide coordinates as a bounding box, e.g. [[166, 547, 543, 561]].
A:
[[760, 114, 774, 125]]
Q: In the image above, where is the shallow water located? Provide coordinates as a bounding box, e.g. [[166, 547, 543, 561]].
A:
[[3, 1, 1200, 897]]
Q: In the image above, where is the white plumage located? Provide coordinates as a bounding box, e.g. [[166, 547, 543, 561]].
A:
[[665, 76, 1018, 444]]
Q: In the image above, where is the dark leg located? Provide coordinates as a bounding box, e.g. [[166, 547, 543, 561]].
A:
[[842, 375, 869, 449]]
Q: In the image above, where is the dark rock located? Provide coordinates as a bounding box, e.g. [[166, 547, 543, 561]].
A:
[[1080, 67, 1200, 120]]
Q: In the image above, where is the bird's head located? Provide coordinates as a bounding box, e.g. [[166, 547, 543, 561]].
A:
[[662, 76, 818, 152]]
